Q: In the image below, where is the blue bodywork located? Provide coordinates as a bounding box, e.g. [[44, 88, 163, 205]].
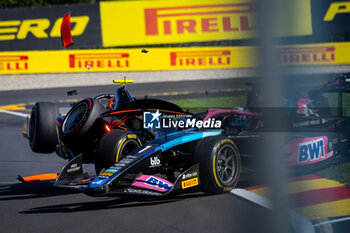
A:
[[88, 129, 222, 191]]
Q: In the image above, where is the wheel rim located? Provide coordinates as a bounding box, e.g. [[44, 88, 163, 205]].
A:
[[118, 140, 140, 161], [62, 102, 89, 134], [216, 145, 237, 185]]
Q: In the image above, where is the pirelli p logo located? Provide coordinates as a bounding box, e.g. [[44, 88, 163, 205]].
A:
[[144, 3, 255, 36], [170, 50, 231, 67], [324, 2, 350, 21], [69, 53, 130, 70], [0, 55, 28, 71], [277, 47, 335, 65]]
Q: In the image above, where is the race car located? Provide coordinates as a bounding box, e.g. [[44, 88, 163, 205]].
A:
[[283, 73, 350, 170], [214, 73, 350, 173], [21, 78, 250, 196], [23, 79, 188, 175]]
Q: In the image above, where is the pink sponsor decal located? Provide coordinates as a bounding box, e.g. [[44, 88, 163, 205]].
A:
[[132, 175, 173, 193], [135, 175, 171, 184], [284, 136, 333, 166]]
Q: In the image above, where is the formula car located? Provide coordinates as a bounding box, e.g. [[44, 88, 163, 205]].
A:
[[213, 73, 350, 173], [283, 73, 349, 170], [23, 79, 188, 175], [23, 81, 243, 195], [20, 13, 243, 195]]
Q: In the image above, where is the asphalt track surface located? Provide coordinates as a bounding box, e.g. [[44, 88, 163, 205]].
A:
[[0, 78, 278, 233], [0, 72, 338, 106]]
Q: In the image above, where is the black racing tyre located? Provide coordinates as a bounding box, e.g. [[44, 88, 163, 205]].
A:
[[59, 98, 105, 144], [95, 129, 142, 174], [194, 136, 241, 194], [29, 102, 59, 153]]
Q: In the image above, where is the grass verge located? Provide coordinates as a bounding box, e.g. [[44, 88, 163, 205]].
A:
[[316, 162, 350, 188]]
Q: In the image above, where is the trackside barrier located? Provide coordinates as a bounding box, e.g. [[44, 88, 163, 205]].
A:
[[0, 47, 256, 74], [0, 0, 311, 50], [2, 0, 350, 50], [99, 0, 312, 47], [1, 42, 350, 75]]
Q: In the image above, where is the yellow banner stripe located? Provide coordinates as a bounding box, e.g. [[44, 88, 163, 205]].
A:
[[0, 42, 349, 75], [0, 20, 20, 26], [0, 46, 256, 74]]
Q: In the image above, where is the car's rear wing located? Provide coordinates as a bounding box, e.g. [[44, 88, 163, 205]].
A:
[[323, 73, 350, 92], [320, 74, 350, 117]]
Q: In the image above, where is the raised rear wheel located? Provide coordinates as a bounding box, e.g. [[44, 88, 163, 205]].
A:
[[29, 102, 59, 153]]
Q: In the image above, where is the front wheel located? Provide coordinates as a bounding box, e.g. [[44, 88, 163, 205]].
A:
[[194, 137, 241, 194], [94, 129, 142, 174]]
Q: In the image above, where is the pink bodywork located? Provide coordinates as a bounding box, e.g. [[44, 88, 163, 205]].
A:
[[132, 175, 173, 193], [284, 136, 333, 166]]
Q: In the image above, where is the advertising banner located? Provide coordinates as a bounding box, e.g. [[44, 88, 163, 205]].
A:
[[276, 44, 338, 66], [311, 0, 350, 35], [0, 46, 256, 74], [4, 0, 350, 52], [1, 42, 349, 75], [0, 3, 102, 51], [100, 0, 312, 47]]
